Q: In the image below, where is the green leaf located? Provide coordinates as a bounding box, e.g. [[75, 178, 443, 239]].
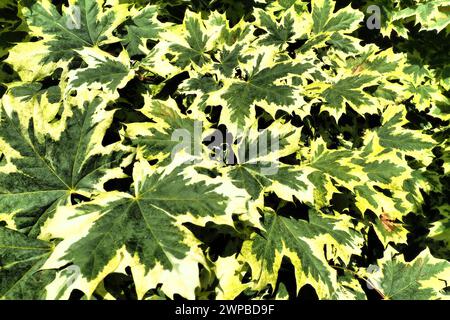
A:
[[242, 209, 362, 298], [0, 227, 55, 299], [40, 161, 243, 299], [393, 0, 450, 33], [254, 9, 296, 48], [0, 95, 129, 232], [320, 75, 378, 118], [122, 5, 167, 56], [369, 247, 450, 300], [221, 120, 304, 202], [311, 0, 363, 34], [68, 47, 134, 94], [369, 104, 435, 162], [219, 56, 312, 135], [126, 97, 202, 164], [0, 0, 27, 58], [22, 0, 129, 64], [167, 11, 214, 69]]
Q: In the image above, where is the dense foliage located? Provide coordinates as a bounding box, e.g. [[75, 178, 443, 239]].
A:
[[0, 0, 449, 300]]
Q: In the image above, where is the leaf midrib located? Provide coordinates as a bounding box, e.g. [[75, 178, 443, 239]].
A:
[[4, 113, 70, 189]]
